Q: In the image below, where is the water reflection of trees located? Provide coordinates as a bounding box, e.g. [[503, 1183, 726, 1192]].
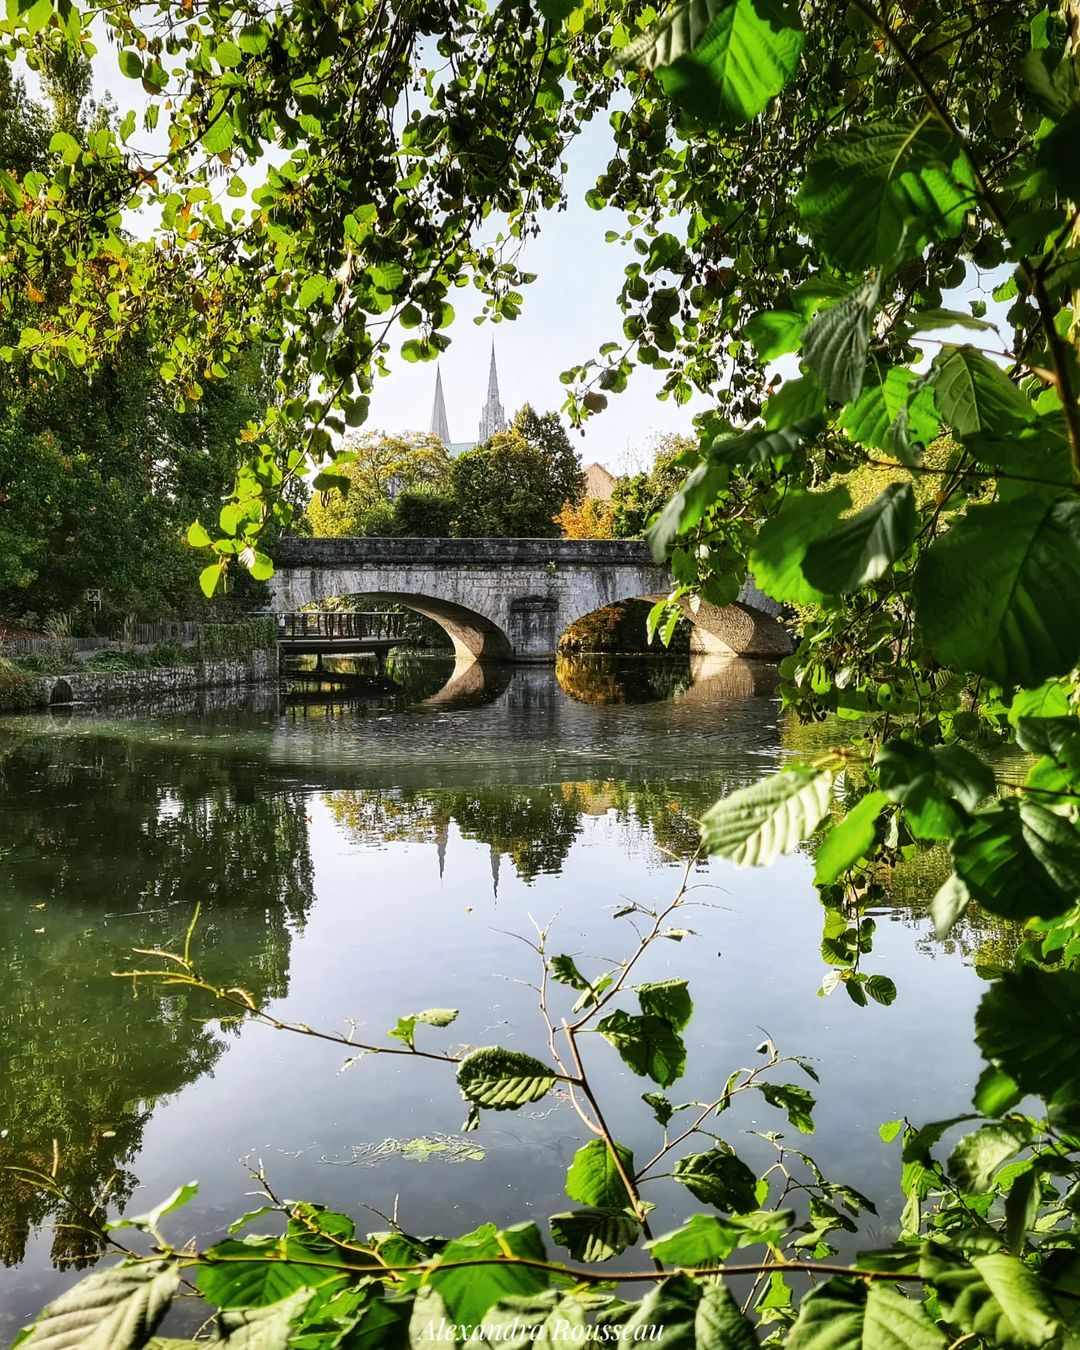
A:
[[0, 734, 315, 1270], [324, 777, 728, 883]]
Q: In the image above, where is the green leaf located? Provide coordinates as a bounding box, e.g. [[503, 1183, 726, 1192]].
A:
[[565, 1139, 636, 1209], [538, 0, 578, 19], [199, 562, 225, 598], [875, 741, 993, 841], [762, 376, 827, 429], [1021, 47, 1080, 119], [186, 521, 212, 548], [801, 279, 878, 404], [297, 275, 330, 309], [928, 873, 971, 939], [197, 1239, 329, 1309], [311, 469, 350, 495], [647, 1210, 794, 1265], [1005, 1170, 1040, 1256], [549, 1208, 640, 1262], [710, 416, 825, 467], [695, 1284, 762, 1350], [468, 1291, 587, 1345], [973, 1065, 1023, 1118], [456, 1047, 557, 1110], [646, 459, 724, 560], [749, 485, 850, 605], [14, 1263, 181, 1349], [815, 791, 889, 885], [636, 978, 693, 1030], [1009, 681, 1073, 725], [388, 1007, 458, 1049], [786, 1278, 947, 1350], [216, 1289, 314, 1349], [922, 1251, 1061, 1349], [49, 131, 81, 163], [201, 112, 235, 155], [672, 1148, 758, 1212], [596, 1009, 687, 1086], [952, 799, 1080, 920], [643, 1091, 673, 1126], [758, 1082, 815, 1133], [976, 967, 1080, 1107], [948, 1120, 1033, 1193], [746, 308, 804, 360], [930, 347, 1034, 434], [429, 1223, 548, 1326], [618, 0, 804, 126], [246, 552, 274, 582], [864, 975, 897, 1007], [915, 496, 1080, 687], [370, 261, 404, 292], [118, 49, 143, 79], [106, 1183, 198, 1233], [802, 483, 917, 594], [841, 367, 939, 453], [799, 120, 972, 272], [701, 767, 834, 867]]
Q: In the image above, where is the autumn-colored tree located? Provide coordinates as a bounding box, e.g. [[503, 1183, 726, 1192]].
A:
[[555, 496, 616, 539]]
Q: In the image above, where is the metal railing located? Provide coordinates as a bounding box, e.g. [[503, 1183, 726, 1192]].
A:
[[278, 611, 407, 642]]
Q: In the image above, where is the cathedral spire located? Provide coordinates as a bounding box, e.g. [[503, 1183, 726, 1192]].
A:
[[430, 366, 450, 443], [478, 343, 506, 441]]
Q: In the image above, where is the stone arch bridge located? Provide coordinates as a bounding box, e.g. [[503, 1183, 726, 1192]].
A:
[[270, 538, 790, 664]]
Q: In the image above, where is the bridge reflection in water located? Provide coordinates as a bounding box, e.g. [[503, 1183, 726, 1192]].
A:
[[281, 649, 780, 714]]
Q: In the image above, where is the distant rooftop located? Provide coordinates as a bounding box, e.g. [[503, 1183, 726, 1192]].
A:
[[583, 462, 617, 501]]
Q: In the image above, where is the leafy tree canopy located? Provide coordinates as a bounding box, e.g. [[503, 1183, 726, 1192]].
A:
[[304, 430, 451, 538], [450, 404, 584, 537]]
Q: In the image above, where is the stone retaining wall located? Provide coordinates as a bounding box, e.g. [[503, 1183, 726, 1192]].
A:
[[37, 648, 275, 707]]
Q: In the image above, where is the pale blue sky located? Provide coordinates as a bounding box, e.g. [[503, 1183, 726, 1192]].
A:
[[365, 113, 711, 471]]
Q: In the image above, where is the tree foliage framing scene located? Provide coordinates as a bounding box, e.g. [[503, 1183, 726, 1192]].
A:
[[4, 0, 1080, 1347]]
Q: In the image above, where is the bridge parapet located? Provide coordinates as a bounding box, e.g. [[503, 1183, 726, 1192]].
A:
[[272, 537, 657, 567]]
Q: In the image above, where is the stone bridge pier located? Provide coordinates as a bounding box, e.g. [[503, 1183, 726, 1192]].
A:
[[269, 538, 791, 664]]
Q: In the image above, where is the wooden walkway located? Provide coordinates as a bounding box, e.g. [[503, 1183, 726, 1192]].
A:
[[277, 611, 406, 663]]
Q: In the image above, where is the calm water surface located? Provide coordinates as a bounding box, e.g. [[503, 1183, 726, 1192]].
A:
[[0, 655, 996, 1334]]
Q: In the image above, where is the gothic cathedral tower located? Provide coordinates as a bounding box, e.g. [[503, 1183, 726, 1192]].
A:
[[478, 344, 506, 441]]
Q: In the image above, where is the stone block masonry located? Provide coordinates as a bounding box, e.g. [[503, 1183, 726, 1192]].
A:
[[31, 648, 276, 708]]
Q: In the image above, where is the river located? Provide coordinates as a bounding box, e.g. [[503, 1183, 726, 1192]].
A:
[[0, 654, 999, 1335]]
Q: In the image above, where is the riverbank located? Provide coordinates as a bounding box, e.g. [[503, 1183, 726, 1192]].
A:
[[0, 618, 278, 710], [0, 646, 277, 710]]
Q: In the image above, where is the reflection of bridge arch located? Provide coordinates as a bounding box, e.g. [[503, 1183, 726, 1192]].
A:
[[271, 539, 790, 664]]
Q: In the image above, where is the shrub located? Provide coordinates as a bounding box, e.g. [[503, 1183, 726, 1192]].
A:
[[0, 657, 40, 711], [195, 616, 278, 660]]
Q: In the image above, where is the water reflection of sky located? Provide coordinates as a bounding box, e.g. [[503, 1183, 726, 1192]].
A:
[[0, 657, 995, 1335]]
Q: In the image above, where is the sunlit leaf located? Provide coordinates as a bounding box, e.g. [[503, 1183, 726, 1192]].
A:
[[915, 496, 1080, 686], [16, 1263, 181, 1350], [618, 0, 804, 126], [456, 1047, 557, 1110], [799, 121, 972, 271], [701, 767, 834, 867]]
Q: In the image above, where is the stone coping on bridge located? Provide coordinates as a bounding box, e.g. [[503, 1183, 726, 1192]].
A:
[[272, 536, 657, 566]]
